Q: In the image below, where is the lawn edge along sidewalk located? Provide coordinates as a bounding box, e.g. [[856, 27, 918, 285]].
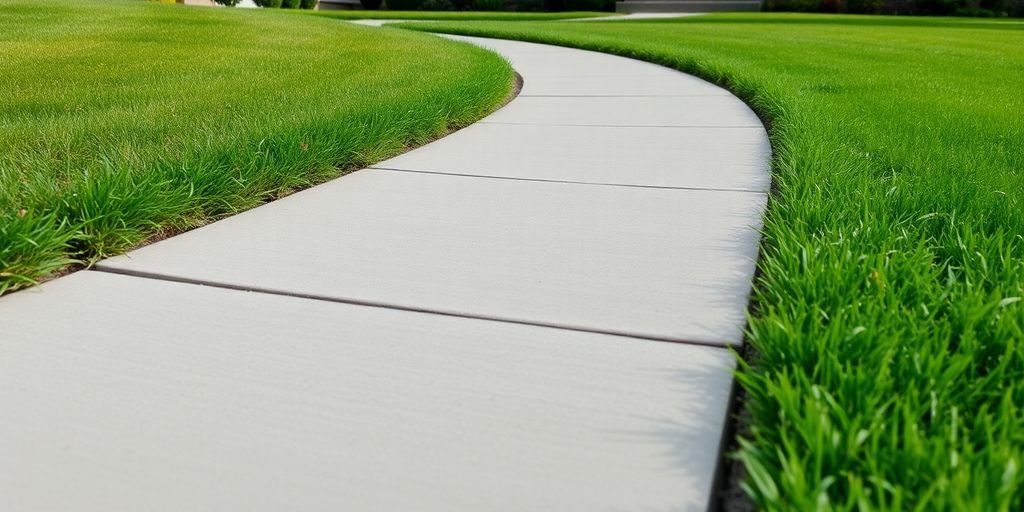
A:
[[0, 35, 770, 511]]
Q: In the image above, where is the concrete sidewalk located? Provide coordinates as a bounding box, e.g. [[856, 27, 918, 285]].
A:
[[0, 36, 769, 510]]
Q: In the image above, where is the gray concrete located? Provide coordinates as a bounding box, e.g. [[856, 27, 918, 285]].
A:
[[521, 73, 727, 96], [2, 34, 771, 510], [350, 19, 419, 26], [100, 169, 764, 345], [376, 123, 771, 191], [481, 95, 763, 127], [99, 36, 770, 345], [0, 271, 735, 511], [443, 35, 728, 97]]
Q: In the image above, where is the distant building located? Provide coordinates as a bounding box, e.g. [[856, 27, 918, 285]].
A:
[[616, 0, 762, 13], [317, 0, 360, 8]]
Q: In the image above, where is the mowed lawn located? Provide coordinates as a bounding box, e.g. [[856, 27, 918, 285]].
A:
[[0, 0, 512, 293], [405, 15, 1024, 510]]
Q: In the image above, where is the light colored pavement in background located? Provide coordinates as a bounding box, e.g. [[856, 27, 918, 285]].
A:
[[0, 35, 769, 510], [567, 12, 707, 20], [351, 13, 705, 27]]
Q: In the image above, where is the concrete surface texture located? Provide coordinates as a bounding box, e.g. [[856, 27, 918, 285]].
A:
[[0, 34, 770, 510], [1, 271, 735, 511]]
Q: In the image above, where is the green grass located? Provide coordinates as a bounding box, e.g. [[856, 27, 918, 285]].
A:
[[311, 10, 616, 21], [0, 0, 512, 293], [404, 14, 1024, 510]]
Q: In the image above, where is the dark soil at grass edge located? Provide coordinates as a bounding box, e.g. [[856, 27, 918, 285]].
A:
[[714, 342, 758, 512]]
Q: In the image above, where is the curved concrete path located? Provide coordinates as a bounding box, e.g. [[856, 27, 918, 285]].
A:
[[0, 36, 769, 511]]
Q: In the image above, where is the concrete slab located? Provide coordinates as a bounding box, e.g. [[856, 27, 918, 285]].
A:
[[375, 123, 771, 192], [494, 50, 689, 81], [483, 95, 763, 127], [522, 73, 729, 97], [99, 169, 765, 345], [0, 271, 735, 511], [350, 19, 423, 27], [441, 34, 570, 54], [442, 35, 727, 97]]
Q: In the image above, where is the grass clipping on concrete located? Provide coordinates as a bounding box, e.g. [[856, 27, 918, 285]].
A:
[[405, 14, 1024, 510], [0, 0, 512, 293]]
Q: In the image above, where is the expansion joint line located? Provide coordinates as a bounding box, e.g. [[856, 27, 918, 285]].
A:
[[91, 266, 729, 350], [369, 167, 766, 194]]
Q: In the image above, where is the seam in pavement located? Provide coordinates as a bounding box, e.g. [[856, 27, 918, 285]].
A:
[[370, 166, 768, 194], [91, 267, 732, 350], [479, 121, 764, 128]]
